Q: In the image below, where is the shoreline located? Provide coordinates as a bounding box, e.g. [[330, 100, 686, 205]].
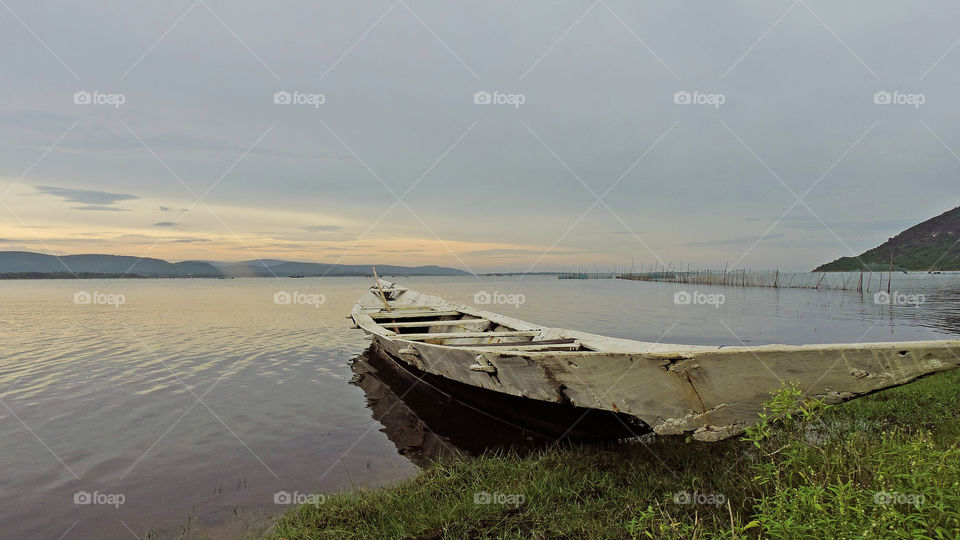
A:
[[0, 273, 478, 280], [266, 370, 960, 539]]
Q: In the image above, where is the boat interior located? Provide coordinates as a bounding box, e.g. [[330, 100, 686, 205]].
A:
[[357, 281, 719, 355], [368, 306, 593, 351]]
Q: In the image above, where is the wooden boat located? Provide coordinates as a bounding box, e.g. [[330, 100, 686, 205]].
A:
[[351, 280, 960, 441], [350, 347, 638, 466]]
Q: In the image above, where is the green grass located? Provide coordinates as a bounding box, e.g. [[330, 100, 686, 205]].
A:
[[267, 371, 960, 539]]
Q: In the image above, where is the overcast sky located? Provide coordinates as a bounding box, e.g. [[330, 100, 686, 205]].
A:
[[1, 1, 958, 272]]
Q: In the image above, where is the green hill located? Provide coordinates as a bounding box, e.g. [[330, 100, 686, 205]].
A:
[[814, 206, 960, 272]]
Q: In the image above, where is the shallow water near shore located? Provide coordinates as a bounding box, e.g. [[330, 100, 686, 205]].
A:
[[1, 274, 959, 539]]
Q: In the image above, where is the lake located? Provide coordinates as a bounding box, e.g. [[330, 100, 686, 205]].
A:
[[1, 274, 959, 539]]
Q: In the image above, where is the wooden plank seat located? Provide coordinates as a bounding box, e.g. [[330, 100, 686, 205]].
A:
[[383, 318, 488, 328], [397, 330, 540, 341], [371, 310, 462, 319], [465, 338, 577, 347], [466, 338, 581, 351]]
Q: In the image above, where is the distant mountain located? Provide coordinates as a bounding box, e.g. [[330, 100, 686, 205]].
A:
[[217, 259, 289, 268], [814, 206, 960, 272], [0, 251, 471, 278], [0, 251, 220, 277]]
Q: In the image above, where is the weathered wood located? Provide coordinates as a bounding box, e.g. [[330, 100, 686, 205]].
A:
[[351, 280, 960, 442], [471, 342, 581, 351], [371, 267, 400, 333], [382, 318, 488, 328], [371, 310, 462, 319], [466, 338, 579, 348], [398, 330, 540, 341]]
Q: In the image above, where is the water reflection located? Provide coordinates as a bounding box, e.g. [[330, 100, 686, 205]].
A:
[[2, 275, 958, 538], [350, 345, 647, 467]]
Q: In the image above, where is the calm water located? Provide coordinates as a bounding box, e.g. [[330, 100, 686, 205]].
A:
[[2, 274, 960, 539]]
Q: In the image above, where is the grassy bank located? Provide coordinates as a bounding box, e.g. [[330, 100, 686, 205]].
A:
[[269, 371, 960, 539]]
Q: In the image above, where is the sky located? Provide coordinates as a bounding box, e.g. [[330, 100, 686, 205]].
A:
[[1, 1, 959, 273]]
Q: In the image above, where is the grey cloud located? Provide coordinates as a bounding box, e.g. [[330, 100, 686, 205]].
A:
[[153, 222, 177, 227], [70, 205, 132, 212], [34, 185, 137, 205], [302, 225, 344, 232], [170, 238, 211, 243], [34, 185, 137, 214], [4, 2, 960, 270]]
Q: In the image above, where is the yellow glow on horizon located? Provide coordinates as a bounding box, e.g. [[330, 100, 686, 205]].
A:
[[0, 180, 591, 270]]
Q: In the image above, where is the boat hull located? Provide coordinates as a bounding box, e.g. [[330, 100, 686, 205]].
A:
[[360, 342, 647, 444], [370, 332, 960, 441], [353, 281, 960, 441]]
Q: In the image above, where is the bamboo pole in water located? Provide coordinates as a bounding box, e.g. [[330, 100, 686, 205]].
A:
[[615, 265, 882, 292], [888, 252, 893, 294]]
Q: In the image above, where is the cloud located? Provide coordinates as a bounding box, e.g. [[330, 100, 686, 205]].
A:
[[5, 2, 960, 271], [34, 185, 138, 205], [153, 221, 177, 227], [70, 205, 132, 212]]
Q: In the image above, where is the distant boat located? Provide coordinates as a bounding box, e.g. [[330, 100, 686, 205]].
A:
[[288, 274, 305, 278], [351, 280, 960, 442]]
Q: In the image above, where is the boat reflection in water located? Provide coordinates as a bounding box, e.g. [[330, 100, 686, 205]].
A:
[[350, 344, 648, 467]]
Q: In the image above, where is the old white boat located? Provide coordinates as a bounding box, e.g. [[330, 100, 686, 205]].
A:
[[351, 280, 960, 441]]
